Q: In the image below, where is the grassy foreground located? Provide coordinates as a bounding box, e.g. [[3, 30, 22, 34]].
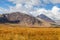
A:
[[0, 24, 60, 40]]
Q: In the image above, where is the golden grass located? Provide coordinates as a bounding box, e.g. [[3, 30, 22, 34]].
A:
[[0, 24, 60, 40]]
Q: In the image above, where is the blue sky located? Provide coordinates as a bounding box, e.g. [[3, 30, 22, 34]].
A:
[[0, 0, 15, 9], [0, 0, 60, 10]]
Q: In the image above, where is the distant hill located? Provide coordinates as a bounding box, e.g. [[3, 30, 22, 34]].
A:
[[37, 14, 55, 24]]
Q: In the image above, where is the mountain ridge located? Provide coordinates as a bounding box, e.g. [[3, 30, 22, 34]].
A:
[[37, 14, 55, 23], [0, 12, 53, 27]]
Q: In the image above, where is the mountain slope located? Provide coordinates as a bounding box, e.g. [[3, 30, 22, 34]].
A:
[[2, 12, 43, 27], [0, 12, 52, 27], [37, 14, 55, 24]]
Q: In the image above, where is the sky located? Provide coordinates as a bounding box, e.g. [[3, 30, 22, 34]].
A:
[[0, 0, 60, 21]]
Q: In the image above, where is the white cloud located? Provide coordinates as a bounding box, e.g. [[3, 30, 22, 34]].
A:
[[6, 0, 60, 14], [49, 0, 60, 4], [30, 8, 48, 16], [7, 0, 60, 13], [41, 0, 60, 4], [35, 6, 60, 20], [8, 0, 40, 5], [51, 6, 60, 15], [8, 0, 40, 11], [6, 0, 41, 14]]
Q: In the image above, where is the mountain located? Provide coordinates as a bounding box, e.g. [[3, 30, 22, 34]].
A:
[[37, 14, 55, 24], [0, 12, 52, 27], [0, 12, 43, 27]]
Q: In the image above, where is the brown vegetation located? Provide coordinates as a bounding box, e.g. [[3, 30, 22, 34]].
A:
[[0, 24, 60, 40]]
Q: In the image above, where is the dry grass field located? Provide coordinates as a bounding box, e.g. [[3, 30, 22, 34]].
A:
[[0, 24, 60, 40]]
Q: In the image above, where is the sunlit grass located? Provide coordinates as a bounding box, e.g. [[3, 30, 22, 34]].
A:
[[0, 24, 60, 40]]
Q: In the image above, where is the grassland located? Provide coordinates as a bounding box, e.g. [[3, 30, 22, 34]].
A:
[[0, 24, 60, 40]]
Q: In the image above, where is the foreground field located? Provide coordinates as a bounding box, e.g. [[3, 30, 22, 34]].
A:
[[0, 24, 60, 40]]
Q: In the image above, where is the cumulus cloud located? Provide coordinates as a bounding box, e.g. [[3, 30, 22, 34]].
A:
[[51, 6, 60, 15], [4, 0, 60, 14], [8, 0, 40, 5], [6, 0, 41, 14], [35, 6, 60, 20], [49, 0, 60, 4], [51, 6, 60, 20], [7, 0, 60, 13]]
